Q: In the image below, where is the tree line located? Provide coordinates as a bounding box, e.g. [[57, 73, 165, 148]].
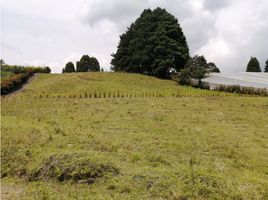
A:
[[62, 55, 103, 73], [1, 64, 51, 74]]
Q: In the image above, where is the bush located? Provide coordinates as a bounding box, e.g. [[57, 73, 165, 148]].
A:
[[28, 153, 119, 184], [1, 71, 34, 95]]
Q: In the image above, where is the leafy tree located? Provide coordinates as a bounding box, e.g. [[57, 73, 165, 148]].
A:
[[77, 55, 100, 72], [76, 61, 82, 72], [111, 7, 189, 78], [88, 57, 100, 72], [64, 62, 75, 73], [264, 59, 268, 72], [179, 55, 209, 86], [246, 57, 261, 72], [208, 62, 220, 73], [62, 68, 65, 73], [179, 68, 191, 85], [44, 66, 51, 73]]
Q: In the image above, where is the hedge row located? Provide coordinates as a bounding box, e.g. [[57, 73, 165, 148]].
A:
[[1, 71, 34, 95], [1, 65, 51, 74], [215, 85, 268, 96]]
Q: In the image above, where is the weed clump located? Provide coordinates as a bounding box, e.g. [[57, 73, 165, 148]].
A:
[[28, 153, 119, 184]]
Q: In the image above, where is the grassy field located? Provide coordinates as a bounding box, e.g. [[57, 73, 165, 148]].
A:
[[1, 72, 268, 199]]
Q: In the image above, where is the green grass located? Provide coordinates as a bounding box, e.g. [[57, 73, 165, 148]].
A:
[[24, 72, 234, 98], [1, 72, 268, 199]]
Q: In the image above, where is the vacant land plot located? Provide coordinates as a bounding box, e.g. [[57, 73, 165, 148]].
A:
[[1, 73, 268, 199]]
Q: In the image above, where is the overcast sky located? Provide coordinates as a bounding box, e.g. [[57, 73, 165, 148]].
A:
[[1, 0, 268, 73]]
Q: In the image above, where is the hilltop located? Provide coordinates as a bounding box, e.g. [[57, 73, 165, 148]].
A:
[[1, 72, 268, 200]]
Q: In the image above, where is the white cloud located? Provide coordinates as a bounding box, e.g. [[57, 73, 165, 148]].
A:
[[196, 0, 268, 72]]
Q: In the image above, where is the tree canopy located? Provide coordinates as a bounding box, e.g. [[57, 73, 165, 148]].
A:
[[179, 55, 209, 86], [246, 57, 261, 72], [77, 55, 100, 72], [264, 59, 268, 72], [208, 62, 220, 73], [111, 7, 189, 78], [64, 62, 75, 73]]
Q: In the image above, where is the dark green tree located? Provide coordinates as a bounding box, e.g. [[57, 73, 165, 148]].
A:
[[208, 62, 220, 73], [264, 59, 268, 72], [179, 67, 191, 85], [76, 61, 82, 72], [246, 57, 261, 72], [111, 7, 189, 78], [179, 55, 209, 86], [44, 66, 51, 73], [88, 57, 100, 72], [64, 62, 75, 73], [77, 55, 100, 72]]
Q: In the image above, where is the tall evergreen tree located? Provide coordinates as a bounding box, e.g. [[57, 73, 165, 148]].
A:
[[64, 62, 75, 73], [246, 57, 261, 72], [264, 59, 268, 72], [111, 7, 189, 78]]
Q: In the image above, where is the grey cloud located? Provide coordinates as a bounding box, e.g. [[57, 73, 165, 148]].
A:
[[78, 0, 194, 31], [2, 0, 268, 73], [203, 0, 230, 11], [79, 0, 148, 30]]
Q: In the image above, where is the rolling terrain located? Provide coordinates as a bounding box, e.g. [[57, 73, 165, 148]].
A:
[[1, 72, 268, 199]]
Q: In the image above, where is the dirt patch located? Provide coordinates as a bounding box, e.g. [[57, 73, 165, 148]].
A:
[[1, 184, 23, 200]]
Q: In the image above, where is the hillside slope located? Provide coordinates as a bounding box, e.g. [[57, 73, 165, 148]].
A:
[[22, 72, 232, 97], [1, 72, 268, 200]]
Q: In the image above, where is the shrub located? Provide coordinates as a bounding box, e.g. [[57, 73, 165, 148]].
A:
[[215, 85, 268, 96], [1, 71, 34, 95], [28, 153, 119, 183]]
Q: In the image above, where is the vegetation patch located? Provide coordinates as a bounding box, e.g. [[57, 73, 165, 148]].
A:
[[215, 84, 268, 96], [1, 147, 30, 178], [1, 71, 34, 95], [1, 73, 267, 199], [28, 153, 119, 184]]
